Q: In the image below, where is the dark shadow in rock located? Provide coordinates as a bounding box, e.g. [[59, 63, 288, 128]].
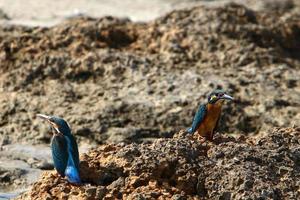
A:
[[79, 160, 126, 186]]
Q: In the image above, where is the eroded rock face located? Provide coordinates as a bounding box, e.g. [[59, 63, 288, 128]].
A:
[[0, 3, 299, 147], [16, 127, 300, 199]]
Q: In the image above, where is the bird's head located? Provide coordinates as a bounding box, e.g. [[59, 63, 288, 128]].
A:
[[207, 90, 233, 104], [37, 114, 71, 136]]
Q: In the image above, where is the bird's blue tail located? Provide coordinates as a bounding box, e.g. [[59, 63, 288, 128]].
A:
[[186, 127, 193, 134], [65, 165, 81, 184]]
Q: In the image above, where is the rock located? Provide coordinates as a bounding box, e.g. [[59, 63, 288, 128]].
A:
[[85, 186, 97, 198], [1, 1, 300, 197], [0, 142, 93, 194], [15, 127, 300, 199], [35, 161, 53, 170], [0, 159, 41, 194], [0, 3, 299, 148]]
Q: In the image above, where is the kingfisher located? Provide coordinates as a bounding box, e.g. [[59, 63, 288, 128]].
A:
[[37, 114, 81, 184], [187, 90, 233, 141]]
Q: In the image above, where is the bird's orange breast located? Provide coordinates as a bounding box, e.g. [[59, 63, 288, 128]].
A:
[[197, 102, 223, 139]]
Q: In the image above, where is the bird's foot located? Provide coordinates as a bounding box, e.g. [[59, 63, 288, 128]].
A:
[[197, 135, 215, 144], [198, 136, 208, 143]]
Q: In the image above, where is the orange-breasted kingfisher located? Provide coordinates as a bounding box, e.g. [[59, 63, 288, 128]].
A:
[[37, 114, 81, 184], [187, 90, 233, 141]]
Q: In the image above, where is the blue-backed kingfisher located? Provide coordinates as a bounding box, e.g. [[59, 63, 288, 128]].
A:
[[187, 90, 233, 141], [37, 114, 81, 184]]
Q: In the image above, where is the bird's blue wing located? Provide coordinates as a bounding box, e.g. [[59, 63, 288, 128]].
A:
[[64, 134, 81, 184], [66, 134, 80, 170], [187, 104, 207, 134], [51, 135, 68, 176]]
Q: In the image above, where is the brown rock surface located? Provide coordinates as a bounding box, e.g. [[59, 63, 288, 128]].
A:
[[16, 127, 300, 199], [0, 2, 300, 197], [0, 3, 299, 147]]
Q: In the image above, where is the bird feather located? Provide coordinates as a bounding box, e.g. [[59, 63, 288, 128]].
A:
[[188, 104, 207, 134], [51, 135, 68, 176]]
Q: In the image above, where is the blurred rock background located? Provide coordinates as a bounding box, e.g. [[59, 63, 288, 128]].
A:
[[0, 0, 299, 197]]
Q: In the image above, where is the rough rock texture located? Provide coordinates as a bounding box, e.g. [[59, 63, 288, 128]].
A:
[[1, 2, 300, 197], [0, 3, 299, 147], [17, 127, 300, 199]]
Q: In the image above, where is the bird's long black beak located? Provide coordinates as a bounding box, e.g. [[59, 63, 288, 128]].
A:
[[221, 94, 234, 101], [37, 114, 61, 135]]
